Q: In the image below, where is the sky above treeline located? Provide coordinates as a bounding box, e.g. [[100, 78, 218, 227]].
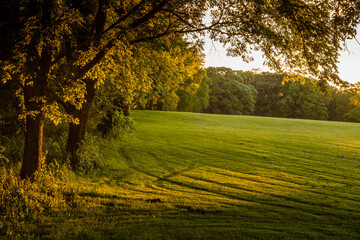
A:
[[204, 32, 360, 84]]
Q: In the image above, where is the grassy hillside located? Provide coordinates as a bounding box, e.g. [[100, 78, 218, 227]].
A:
[[22, 111, 360, 239]]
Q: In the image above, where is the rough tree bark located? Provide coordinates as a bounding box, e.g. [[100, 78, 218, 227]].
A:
[[19, 1, 53, 179], [20, 113, 45, 179], [20, 77, 48, 179]]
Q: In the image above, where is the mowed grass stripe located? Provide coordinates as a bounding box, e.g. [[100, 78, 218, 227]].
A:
[[167, 143, 360, 196], [135, 147, 360, 207], [147, 127, 359, 174]]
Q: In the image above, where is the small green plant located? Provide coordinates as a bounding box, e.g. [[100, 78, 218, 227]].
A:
[[75, 135, 103, 174]]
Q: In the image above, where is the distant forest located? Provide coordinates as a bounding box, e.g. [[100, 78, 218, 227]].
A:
[[140, 67, 359, 123]]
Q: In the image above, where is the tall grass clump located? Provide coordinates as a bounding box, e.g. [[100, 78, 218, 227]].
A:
[[0, 164, 69, 239]]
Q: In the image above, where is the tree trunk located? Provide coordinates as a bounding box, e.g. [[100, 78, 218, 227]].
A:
[[67, 112, 89, 170], [20, 113, 45, 179], [65, 79, 96, 170], [123, 105, 130, 117], [149, 99, 154, 110], [20, 50, 50, 179]]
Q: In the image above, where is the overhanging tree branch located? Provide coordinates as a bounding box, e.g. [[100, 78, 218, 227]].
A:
[[51, 0, 149, 66], [68, 0, 171, 82]]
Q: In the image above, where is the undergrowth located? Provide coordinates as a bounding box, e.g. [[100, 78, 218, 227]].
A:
[[0, 164, 72, 239]]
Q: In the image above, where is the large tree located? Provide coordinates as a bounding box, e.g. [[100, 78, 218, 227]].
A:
[[328, 87, 355, 121], [278, 79, 329, 120], [0, 0, 207, 177], [1, 0, 359, 178], [206, 67, 257, 115], [177, 70, 211, 113], [247, 72, 286, 117], [142, 35, 204, 111]]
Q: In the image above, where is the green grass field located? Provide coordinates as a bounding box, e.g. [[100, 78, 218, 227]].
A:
[[39, 110, 360, 239]]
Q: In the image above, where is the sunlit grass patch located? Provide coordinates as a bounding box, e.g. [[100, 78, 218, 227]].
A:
[[100, 110, 359, 239]]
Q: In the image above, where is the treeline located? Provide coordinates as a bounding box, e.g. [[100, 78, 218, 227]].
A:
[[147, 67, 360, 122]]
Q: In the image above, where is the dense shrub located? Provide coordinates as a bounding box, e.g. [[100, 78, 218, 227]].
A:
[[0, 134, 24, 165], [105, 111, 135, 139], [73, 135, 103, 174]]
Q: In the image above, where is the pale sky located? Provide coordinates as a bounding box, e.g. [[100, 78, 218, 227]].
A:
[[204, 33, 360, 84]]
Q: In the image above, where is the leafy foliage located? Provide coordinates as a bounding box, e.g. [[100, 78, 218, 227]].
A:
[[278, 79, 329, 120], [247, 72, 286, 117], [142, 35, 205, 111], [43, 120, 68, 165], [103, 111, 135, 139], [74, 135, 103, 174], [0, 135, 24, 165], [177, 70, 212, 113], [0, 81, 19, 136], [206, 67, 257, 115], [328, 88, 355, 121], [344, 107, 360, 122], [208, 0, 360, 86]]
